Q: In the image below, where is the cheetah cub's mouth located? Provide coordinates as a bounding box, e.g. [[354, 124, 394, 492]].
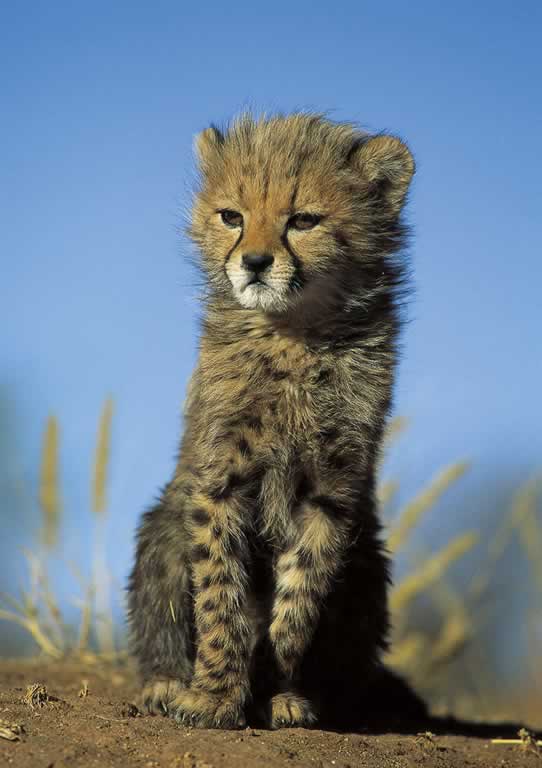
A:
[[234, 271, 287, 312], [242, 275, 268, 291], [235, 277, 285, 312], [241, 277, 269, 296]]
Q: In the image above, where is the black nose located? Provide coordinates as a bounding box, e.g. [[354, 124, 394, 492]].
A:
[[242, 252, 274, 273]]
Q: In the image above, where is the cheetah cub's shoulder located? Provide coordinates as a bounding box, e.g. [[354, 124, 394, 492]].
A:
[[128, 113, 420, 730]]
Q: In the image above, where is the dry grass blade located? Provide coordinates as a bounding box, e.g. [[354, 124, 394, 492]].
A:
[[385, 633, 426, 670], [383, 415, 410, 449], [378, 479, 399, 508], [22, 548, 65, 651], [0, 550, 64, 658], [516, 476, 542, 592], [77, 649, 129, 664], [427, 611, 470, 667], [377, 416, 409, 474], [492, 728, 542, 754], [66, 560, 95, 653], [92, 397, 114, 516], [390, 531, 478, 613], [491, 473, 542, 560], [23, 683, 50, 709], [0, 608, 63, 659], [79, 679, 89, 698], [39, 415, 61, 551], [92, 397, 115, 654], [470, 473, 542, 599], [0, 591, 26, 614], [387, 461, 470, 554], [76, 585, 94, 652], [0, 720, 25, 741], [94, 596, 115, 655]]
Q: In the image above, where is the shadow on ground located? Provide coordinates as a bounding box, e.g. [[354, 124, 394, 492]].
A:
[[0, 659, 539, 768]]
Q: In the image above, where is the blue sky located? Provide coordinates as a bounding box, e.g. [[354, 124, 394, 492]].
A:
[[1, 1, 541, 653]]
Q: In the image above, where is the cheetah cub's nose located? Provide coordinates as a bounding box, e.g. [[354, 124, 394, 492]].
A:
[[242, 252, 274, 274]]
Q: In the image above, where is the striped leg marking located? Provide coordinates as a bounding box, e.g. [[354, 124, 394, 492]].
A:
[[270, 496, 351, 680], [171, 468, 255, 728]]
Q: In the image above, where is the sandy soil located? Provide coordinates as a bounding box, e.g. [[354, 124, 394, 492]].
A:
[[0, 659, 539, 768]]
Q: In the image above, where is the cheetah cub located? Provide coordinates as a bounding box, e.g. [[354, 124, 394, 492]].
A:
[[128, 113, 415, 730]]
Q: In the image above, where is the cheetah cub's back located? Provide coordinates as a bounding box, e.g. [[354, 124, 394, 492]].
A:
[[127, 112, 421, 730]]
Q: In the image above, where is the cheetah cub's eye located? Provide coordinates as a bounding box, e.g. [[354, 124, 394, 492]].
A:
[[288, 213, 322, 231], [220, 209, 244, 228]]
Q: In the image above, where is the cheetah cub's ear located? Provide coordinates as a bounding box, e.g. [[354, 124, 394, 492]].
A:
[[350, 135, 415, 215], [194, 125, 224, 167]]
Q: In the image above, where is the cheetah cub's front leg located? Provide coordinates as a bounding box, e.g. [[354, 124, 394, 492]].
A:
[[169, 470, 254, 729], [269, 489, 351, 728]]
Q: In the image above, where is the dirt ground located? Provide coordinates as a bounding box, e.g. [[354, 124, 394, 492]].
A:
[[0, 659, 539, 768]]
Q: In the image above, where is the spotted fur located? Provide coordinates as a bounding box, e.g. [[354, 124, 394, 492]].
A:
[[127, 112, 419, 730]]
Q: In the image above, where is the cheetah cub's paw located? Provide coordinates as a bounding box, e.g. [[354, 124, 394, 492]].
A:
[[170, 688, 246, 729], [270, 692, 317, 729], [140, 679, 186, 715]]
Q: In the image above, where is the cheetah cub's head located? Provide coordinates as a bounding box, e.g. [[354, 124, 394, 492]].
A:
[[190, 113, 414, 314]]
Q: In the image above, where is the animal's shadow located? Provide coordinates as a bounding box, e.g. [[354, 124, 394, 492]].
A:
[[248, 665, 539, 739]]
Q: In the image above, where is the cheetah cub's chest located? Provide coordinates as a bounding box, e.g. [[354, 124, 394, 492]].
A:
[[262, 336, 323, 435]]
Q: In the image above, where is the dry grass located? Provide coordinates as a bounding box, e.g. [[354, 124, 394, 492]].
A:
[[38, 416, 62, 552], [92, 397, 115, 656], [0, 720, 25, 742], [491, 728, 542, 756], [0, 412, 541, 726], [23, 683, 51, 709], [386, 461, 470, 554], [0, 398, 120, 662], [389, 531, 478, 614], [382, 417, 542, 726], [92, 397, 113, 517]]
